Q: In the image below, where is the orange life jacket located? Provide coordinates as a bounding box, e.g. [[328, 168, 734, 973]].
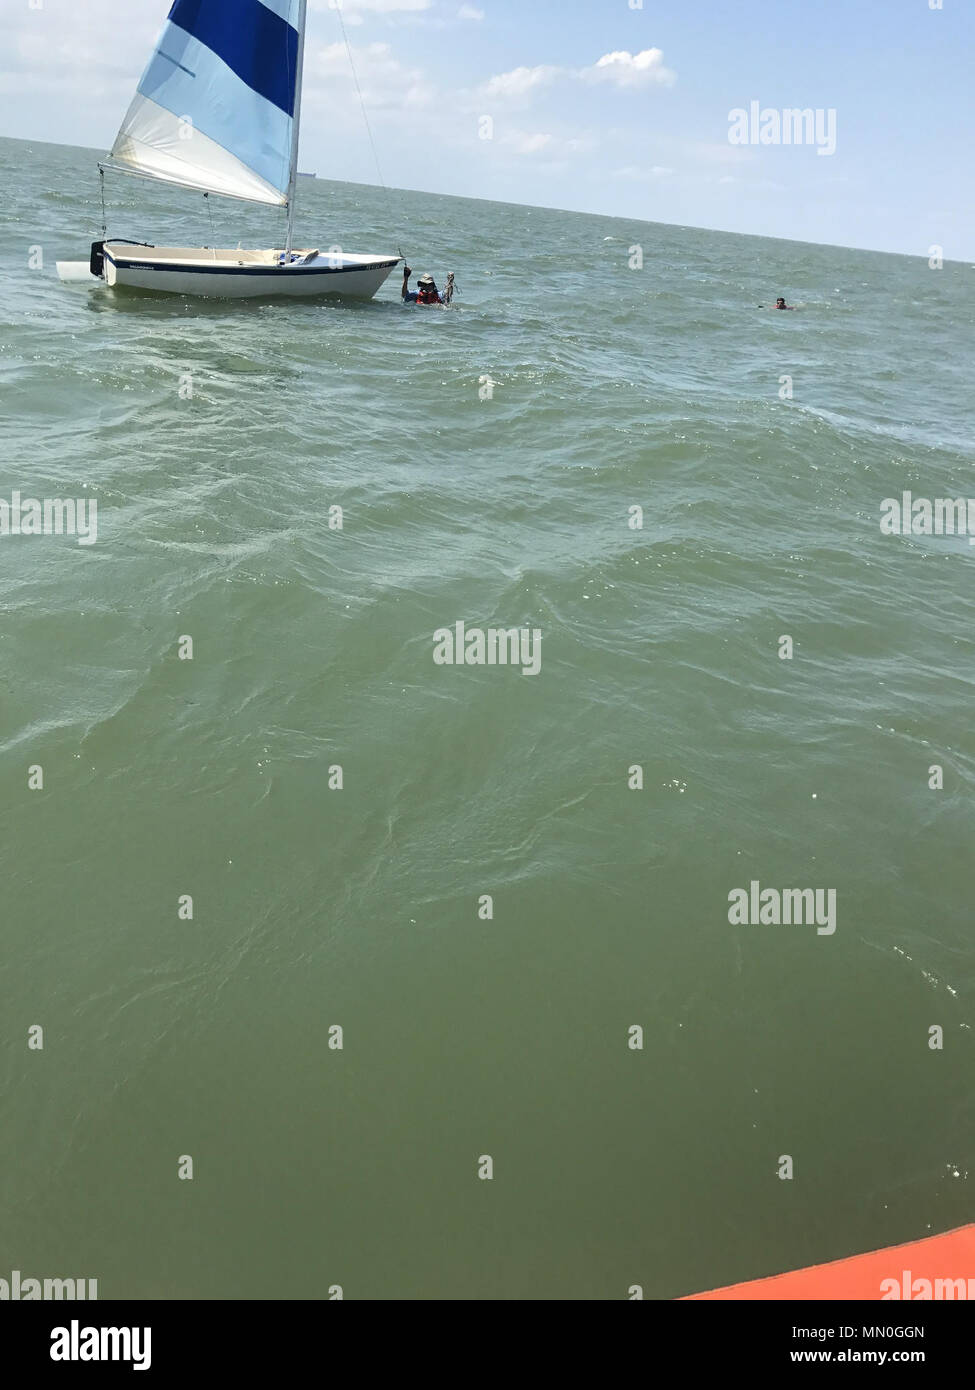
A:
[[417, 286, 440, 304]]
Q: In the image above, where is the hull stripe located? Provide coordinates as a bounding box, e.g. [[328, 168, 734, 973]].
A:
[[105, 252, 398, 278]]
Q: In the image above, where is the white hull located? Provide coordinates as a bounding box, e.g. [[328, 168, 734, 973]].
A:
[[93, 244, 398, 300]]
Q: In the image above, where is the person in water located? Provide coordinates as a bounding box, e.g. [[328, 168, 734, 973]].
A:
[[402, 267, 442, 305], [775, 296, 795, 310]]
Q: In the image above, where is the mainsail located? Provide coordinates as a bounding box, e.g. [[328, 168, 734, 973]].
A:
[[109, 0, 305, 207]]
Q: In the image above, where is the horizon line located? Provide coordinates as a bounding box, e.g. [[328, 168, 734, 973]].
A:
[[1, 132, 969, 268]]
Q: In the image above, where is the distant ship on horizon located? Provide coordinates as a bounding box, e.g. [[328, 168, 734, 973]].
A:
[[298, 171, 317, 179]]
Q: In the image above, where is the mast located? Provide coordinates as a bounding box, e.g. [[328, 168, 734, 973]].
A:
[[285, 0, 308, 255]]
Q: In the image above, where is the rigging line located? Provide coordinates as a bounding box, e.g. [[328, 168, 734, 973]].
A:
[[99, 167, 107, 238], [204, 192, 217, 260], [332, 0, 404, 260]]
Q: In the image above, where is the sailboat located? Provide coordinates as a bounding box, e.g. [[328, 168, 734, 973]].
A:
[[56, 0, 399, 300]]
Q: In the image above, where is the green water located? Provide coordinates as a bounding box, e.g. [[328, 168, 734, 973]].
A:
[[1, 135, 973, 1300]]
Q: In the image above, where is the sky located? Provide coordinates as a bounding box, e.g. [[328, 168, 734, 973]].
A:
[[1, 0, 973, 258]]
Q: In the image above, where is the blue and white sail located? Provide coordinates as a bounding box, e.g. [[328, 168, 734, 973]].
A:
[[109, 0, 305, 206]]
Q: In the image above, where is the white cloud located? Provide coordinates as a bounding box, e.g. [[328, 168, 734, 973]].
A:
[[339, 0, 433, 7], [482, 65, 561, 100], [306, 41, 435, 109], [498, 128, 596, 159], [482, 49, 676, 105], [612, 163, 674, 180], [583, 49, 676, 88], [311, 0, 433, 17], [695, 141, 754, 164], [458, 4, 485, 18], [0, 0, 152, 85], [502, 130, 553, 155]]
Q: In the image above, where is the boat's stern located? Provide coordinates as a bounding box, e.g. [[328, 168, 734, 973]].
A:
[[56, 240, 108, 285]]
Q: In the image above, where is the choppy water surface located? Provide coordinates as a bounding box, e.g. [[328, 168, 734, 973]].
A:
[[1, 135, 973, 1298]]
